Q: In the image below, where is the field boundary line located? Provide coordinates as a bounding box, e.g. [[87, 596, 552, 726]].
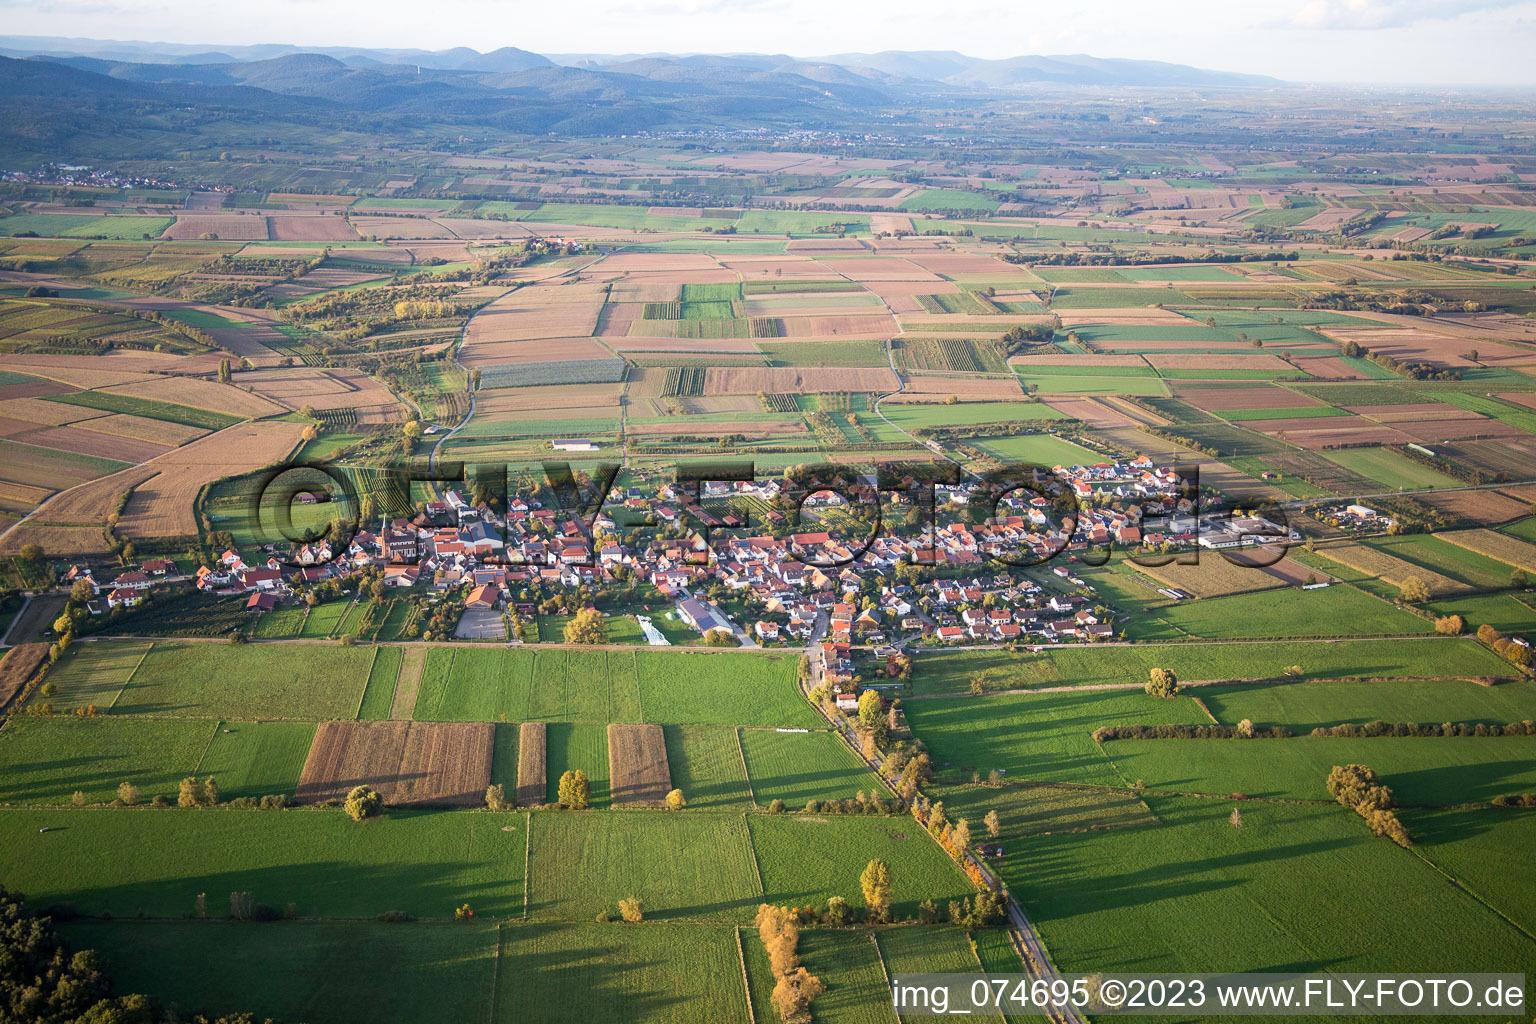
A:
[[734, 927, 758, 1024], [870, 931, 901, 1021], [191, 719, 224, 776], [108, 642, 155, 711], [741, 813, 766, 897], [487, 921, 504, 1024], [353, 646, 380, 720], [1409, 843, 1536, 945], [522, 811, 531, 921], [734, 728, 758, 808], [634, 648, 644, 722]]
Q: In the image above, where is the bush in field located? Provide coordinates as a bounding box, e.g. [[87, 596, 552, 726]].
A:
[[344, 784, 382, 822], [665, 788, 686, 811], [985, 809, 1001, 839], [485, 783, 512, 811], [557, 769, 590, 810], [116, 782, 140, 806], [1398, 576, 1431, 604], [563, 607, 606, 645], [860, 859, 893, 922], [617, 896, 644, 923], [824, 896, 852, 927], [178, 776, 218, 809], [1145, 668, 1178, 699], [772, 969, 826, 1024], [1327, 764, 1411, 846], [1435, 614, 1466, 636]]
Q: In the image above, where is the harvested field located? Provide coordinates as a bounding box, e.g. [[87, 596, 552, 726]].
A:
[[1041, 397, 1138, 428], [772, 314, 895, 339], [1435, 529, 1536, 573], [1144, 353, 1298, 373], [235, 367, 404, 420], [1315, 541, 1469, 596], [886, 374, 1025, 402], [346, 217, 456, 240], [1131, 556, 1285, 599], [163, 214, 269, 241], [0, 397, 110, 426], [1418, 489, 1532, 525], [294, 720, 493, 806], [1291, 356, 1374, 379], [702, 366, 898, 395], [607, 724, 672, 806], [1010, 354, 1150, 371], [518, 722, 547, 808], [266, 215, 358, 242], [1174, 385, 1322, 412], [821, 258, 938, 281], [627, 420, 806, 438], [98, 377, 285, 418], [16, 420, 305, 545], [0, 643, 48, 709], [75, 414, 208, 447], [10, 424, 170, 464]]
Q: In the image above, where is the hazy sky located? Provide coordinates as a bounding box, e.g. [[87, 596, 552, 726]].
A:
[[5, 0, 1536, 85]]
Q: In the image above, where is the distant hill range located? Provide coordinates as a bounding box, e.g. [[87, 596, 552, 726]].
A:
[[0, 36, 1282, 163]]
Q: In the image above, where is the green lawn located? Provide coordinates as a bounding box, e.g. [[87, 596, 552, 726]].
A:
[[1402, 808, 1536, 938], [44, 391, 242, 430], [879, 403, 1069, 431], [972, 433, 1102, 467], [636, 650, 821, 728]]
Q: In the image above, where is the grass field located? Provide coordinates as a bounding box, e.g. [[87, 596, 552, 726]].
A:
[[1009, 796, 1535, 983], [746, 814, 973, 920], [910, 638, 1514, 696], [358, 646, 401, 720], [64, 919, 499, 1024], [408, 648, 814, 728], [498, 922, 751, 1024], [972, 433, 1101, 467], [61, 641, 376, 720], [662, 724, 752, 810], [905, 688, 1208, 786], [195, 720, 317, 800], [41, 640, 151, 710], [527, 811, 761, 921], [1144, 584, 1431, 640], [1196, 677, 1536, 733], [1320, 447, 1465, 490], [738, 728, 885, 807], [543, 722, 611, 806], [1402, 808, 1536, 939], [1110, 736, 1536, 804], [0, 715, 215, 804], [0, 807, 528, 918]]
